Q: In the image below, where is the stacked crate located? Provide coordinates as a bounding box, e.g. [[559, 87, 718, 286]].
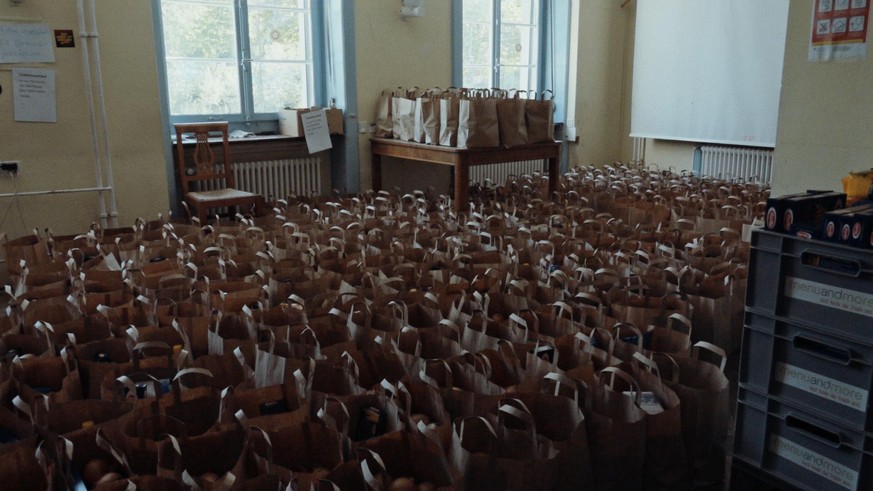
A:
[[733, 229, 873, 490]]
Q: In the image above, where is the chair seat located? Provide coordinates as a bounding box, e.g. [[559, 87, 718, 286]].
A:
[[175, 122, 266, 223], [187, 188, 259, 202]]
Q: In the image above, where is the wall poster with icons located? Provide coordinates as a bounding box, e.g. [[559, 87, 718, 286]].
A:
[[809, 0, 871, 61]]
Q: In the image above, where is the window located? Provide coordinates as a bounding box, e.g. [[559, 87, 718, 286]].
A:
[[156, 0, 319, 122], [461, 0, 540, 91]]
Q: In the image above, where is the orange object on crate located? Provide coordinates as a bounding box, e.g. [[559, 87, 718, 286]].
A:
[[842, 169, 873, 205]]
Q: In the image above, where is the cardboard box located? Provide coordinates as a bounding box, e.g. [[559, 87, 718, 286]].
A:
[[278, 107, 343, 137], [823, 204, 873, 248], [765, 190, 845, 238], [765, 191, 819, 232], [851, 208, 873, 249], [786, 192, 846, 239], [822, 203, 873, 244]]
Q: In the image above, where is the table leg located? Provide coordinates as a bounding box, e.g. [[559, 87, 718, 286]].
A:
[[371, 152, 383, 192], [548, 154, 559, 199], [454, 162, 469, 213]]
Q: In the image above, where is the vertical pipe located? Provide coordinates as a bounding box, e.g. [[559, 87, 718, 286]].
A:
[[86, 0, 119, 227], [314, 158, 321, 197], [76, 0, 109, 227]]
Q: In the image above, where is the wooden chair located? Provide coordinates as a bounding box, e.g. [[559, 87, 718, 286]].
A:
[[174, 122, 265, 224]]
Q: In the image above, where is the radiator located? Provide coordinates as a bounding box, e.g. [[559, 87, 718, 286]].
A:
[[469, 160, 546, 187], [233, 158, 322, 201], [698, 145, 773, 184], [632, 137, 646, 165]]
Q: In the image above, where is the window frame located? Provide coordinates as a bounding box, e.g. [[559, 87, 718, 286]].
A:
[[453, 0, 569, 126], [456, 0, 545, 92], [152, 0, 326, 128]]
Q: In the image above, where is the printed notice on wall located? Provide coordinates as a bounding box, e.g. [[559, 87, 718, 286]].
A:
[[301, 109, 332, 154], [809, 0, 871, 61], [0, 23, 55, 64], [13, 67, 57, 123]]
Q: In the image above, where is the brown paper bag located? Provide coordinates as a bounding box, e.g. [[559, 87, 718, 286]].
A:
[[496, 89, 529, 148], [509, 373, 596, 490], [392, 88, 418, 142], [414, 88, 441, 144], [525, 90, 555, 144], [679, 267, 734, 353], [0, 437, 54, 491], [653, 342, 729, 488], [628, 353, 690, 490], [457, 89, 499, 148], [156, 428, 246, 485], [584, 366, 647, 491], [374, 89, 394, 138], [3, 232, 50, 278], [12, 346, 83, 405], [439, 89, 462, 147], [451, 402, 560, 491], [359, 426, 457, 489]]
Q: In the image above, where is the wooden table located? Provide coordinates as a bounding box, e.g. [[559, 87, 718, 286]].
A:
[[370, 138, 560, 212]]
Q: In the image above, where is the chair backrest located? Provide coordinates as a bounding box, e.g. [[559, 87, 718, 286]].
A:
[[174, 122, 236, 194]]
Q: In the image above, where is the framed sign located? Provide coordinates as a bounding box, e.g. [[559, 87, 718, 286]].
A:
[[809, 0, 871, 61]]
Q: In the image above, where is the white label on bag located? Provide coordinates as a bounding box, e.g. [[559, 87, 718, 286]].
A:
[[784, 276, 873, 319], [769, 435, 858, 490], [775, 362, 868, 412]]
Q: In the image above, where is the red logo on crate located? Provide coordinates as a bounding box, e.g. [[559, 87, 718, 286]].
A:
[[826, 221, 836, 238], [783, 210, 794, 232], [853, 223, 862, 239], [766, 208, 777, 230], [842, 224, 851, 241]]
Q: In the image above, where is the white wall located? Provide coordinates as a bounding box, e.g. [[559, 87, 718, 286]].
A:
[[0, 0, 169, 240], [353, 0, 453, 194], [771, 0, 873, 196], [0, 0, 644, 250], [354, 1, 638, 187], [566, 1, 636, 167]]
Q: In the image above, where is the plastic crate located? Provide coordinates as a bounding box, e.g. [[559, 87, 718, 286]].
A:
[[739, 310, 873, 434], [746, 229, 873, 345], [730, 458, 801, 491], [734, 390, 873, 491]]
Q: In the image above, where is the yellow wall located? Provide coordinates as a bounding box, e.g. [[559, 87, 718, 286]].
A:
[[0, 0, 168, 240], [0, 0, 642, 248], [354, 0, 453, 194], [771, 0, 873, 196], [644, 140, 696, 173], [566, 1, 635, 167]]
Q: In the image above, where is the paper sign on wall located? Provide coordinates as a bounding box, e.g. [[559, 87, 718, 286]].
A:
[[809, 0, 871, 61], [0, 23, 55, 64], [13, 67, 57, 123], [301, 109, 332, 154]]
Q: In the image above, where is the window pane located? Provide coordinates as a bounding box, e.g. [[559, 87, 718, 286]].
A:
[[500, 0, 536, 24], [251, 62, 309, 112], [463, 0, 492, 23], [248, 7, 307, 61], [463, 22, 492, 66], [498, 66, 537, 92], [500, 25, 536, 66], [249, 0, 304, 8], [463, 65, 492, 89], [161, 1, 236, 59], [166, 60, 241, 114], [161, 0, 239, 116]]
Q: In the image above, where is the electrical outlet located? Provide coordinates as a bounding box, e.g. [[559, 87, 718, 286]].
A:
[[0, 160, 20, 177]]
